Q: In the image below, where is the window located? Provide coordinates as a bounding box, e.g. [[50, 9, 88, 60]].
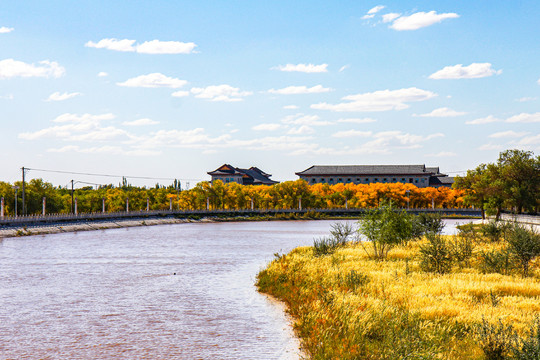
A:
[[329, 178, 334, 184], [415, 178, 418, 183], [365, 178, 369, 182], [402, 178, 405, 182], [383, 178, 387, 182], [409, 178, 413, 183], [374, 178, 378, 182], [357, 178, 360, 182], [338, 178, 342, 183], [321, 178, 325, 183], [347, 178, 351, 183], [392, 178, 396, 182], [311, 178, 316, 183]]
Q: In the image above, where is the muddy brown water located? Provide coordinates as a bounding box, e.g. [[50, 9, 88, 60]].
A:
[[0, 219, 471, 359]]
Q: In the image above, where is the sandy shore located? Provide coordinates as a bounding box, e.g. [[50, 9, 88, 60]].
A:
[[0, 217, 217, 239]]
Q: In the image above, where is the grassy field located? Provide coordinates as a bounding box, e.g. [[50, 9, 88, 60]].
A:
[[257, 223, 540, 359]]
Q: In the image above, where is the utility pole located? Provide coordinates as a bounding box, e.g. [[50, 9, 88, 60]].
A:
[[21, 167, 26, 216], [71, 180, 75, 214]]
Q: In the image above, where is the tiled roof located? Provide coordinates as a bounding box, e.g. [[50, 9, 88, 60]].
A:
[[296, 165, 432, 176]]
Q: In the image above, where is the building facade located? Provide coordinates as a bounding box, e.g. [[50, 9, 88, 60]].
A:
[[208, 164, 279, 185], [295, 165, 453, 188]]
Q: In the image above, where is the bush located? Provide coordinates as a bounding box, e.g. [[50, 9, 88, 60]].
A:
[[475, 318, 515, 360], [313, 222, 354, 256], [480, 249, 512, 275], [506, 225, 540, 277], [512, 317, 540, 360], [419, 233, 453, 274], [358, 205, 414, 260], [482, 221, 505, 242], [450, 234, 475, 268], [412, 212, 445, 237]]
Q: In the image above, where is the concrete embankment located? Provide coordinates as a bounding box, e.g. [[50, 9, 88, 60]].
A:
[[0, 218, 214, 238]]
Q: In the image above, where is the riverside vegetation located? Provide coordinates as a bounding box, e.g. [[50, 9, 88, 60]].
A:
[[257, 207, 540, 359]]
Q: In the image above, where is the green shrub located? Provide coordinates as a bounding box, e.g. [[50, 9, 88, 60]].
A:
[[482, 221, 504, 242], [419, 233, 453, 274], [480, 249, 512, 275], [506, 225, 540, 277], [336, 269, 370, 291], [358, 205, 414, 260], [450, 234, 475, 268], [512, 317, 540, 360], [412, 212, 445, 237], [475, 318, 515, 360]]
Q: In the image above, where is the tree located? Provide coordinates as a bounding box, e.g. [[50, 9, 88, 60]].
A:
[[497, 149, 540, 214]]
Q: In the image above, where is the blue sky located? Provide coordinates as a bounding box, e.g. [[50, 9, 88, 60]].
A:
[[1, 1, 539, 188]]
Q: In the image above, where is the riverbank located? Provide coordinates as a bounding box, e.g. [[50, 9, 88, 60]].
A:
[[257, 227, 540, 359]]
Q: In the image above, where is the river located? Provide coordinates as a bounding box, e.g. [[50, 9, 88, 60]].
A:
[[0, 219, 471, 359]]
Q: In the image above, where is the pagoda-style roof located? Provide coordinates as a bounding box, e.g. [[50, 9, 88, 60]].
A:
[[208, 164, 278, 185]]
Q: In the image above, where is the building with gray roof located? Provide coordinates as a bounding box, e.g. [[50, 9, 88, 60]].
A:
[[296, 165, 453, 188], [208, 164, 278, 185]]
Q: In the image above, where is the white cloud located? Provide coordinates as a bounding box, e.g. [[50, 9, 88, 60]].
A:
[[274, 63, 328, 73], [0, 94, 14, 100], [281, 113, 332, 126], [268, 85, 332, 95], [171, 90, 190, 97], [516, 97, 537, 102], [337, 118, 377, 124], [312, 87, 436, 112], [332, 130, 373, 138], [46, 91, 82, 101], [382, 13, 401, 23], [362, 14, 375, 20], [538, 78, 540, 85], [367, 5, 385, 14], [466, 115, 501, 125], [0, 59, 65, 79], [117, 73, 187, 88], [287, 125, 315, 135], [85, 38, 136, 52], [252, 123, 284, 131], [283, 105, 299, 109], [478, 143, 504, 151], [426, 151, 457, 157], [0, 26, 14, 33], [517, 134, 540, 146], [417, 107, 466, 117], [339, 65, 350, 72], [18, 113, 129, 142], [47, 145, 161, 156], [506, 112, 540, 123], [390, 11, 459, 31], [86, 38, 197, 54], [190, 84, 252, 102], [489, 131, 530, 138], [98, 72, 108, 77], [429, 63, 502, 79], [136, 40, 197, 54], [122, 118, 159, 126]]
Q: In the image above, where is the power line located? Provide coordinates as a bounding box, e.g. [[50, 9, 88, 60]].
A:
[[25, 167, 205, 182]]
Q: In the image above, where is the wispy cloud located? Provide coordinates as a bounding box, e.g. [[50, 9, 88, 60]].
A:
[[0, 59, 65, 79], [252, 123, 284, 131], [283, 105, 299, 110], [191, 84, 252, 102], [98, 72, 108, 77], [426, 151, 457, 157], [506, 112, 540, 123], [390, 11, 459, 31], [416, 107, 466, 117], [362, 5, 385, 19], [332, 130, 373, 138], [465, 115, 501, 125], [0, 26, 14, 33], [117, 73, 187, 88], [122, 118, 160, 126], [287, 125, 315, 135], [281, 113, 332, 126], [85, 38, 197, 54], [382, 13, 401, 23], [268, 85, 332, 95], [171, 90, 190, 97], [46, 91, 82, 101], [489, 131, 530, 138], [429, 63, 502, 79], [312, 87, 436, 112], [339, 65, 350, 72], [273, 63, 328, 73], [336, 118, 377, 124]]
